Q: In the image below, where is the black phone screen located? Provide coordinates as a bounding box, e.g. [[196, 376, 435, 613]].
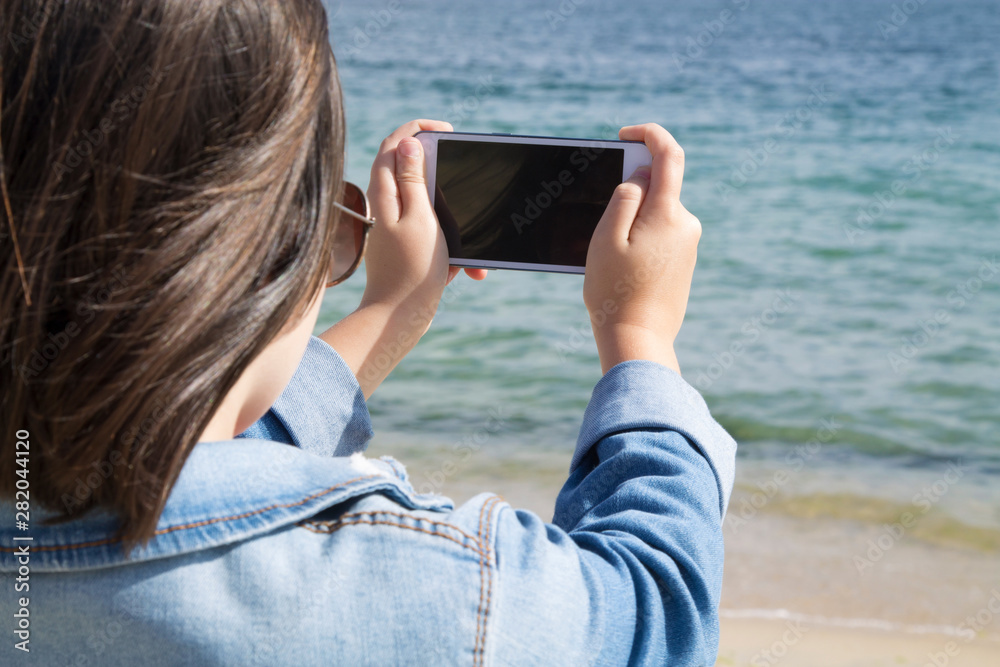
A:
[[433, 139, 625, 268]]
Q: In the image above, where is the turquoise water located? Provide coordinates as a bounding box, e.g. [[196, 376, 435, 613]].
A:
[[319, 0, 1000, 516]]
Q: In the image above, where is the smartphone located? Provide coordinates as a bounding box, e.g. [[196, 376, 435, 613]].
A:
[[415, 131, 652, 274]]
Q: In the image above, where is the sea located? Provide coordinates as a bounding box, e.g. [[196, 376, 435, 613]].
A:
[[319, 0, 1000, 535]]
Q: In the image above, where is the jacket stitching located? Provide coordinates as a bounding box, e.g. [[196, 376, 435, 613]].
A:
[[474, 495, 504, 667], [473, 496, 492, 663], [0, 473, 384, 553], [297, 518, 482, 557], [334, 510, 482, 545], [477, 496, 503, 666]]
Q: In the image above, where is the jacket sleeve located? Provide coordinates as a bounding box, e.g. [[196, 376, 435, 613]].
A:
[[489, 360, 736, 666], [237, 336, 374, 457]]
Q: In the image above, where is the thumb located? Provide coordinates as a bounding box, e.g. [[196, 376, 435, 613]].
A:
[[395, 138, 434, 220], [593, 165, 650, 245]]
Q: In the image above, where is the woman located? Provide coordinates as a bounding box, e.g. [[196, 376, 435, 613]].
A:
[[1, 1, 736, 664]]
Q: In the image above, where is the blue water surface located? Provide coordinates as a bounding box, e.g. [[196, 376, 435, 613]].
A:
[[318, 0, 1000, 505]]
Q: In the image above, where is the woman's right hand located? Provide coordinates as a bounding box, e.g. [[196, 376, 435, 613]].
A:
[[320, 119, 486, 399], [583, 123, 701, 375]]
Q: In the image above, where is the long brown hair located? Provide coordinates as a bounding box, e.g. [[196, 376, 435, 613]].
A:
[[0, 0, 345, 548]]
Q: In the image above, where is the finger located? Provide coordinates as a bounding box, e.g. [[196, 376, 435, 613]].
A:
[[394, 138, 434, 222], [463, 268, 488, 281], [591, 166, 651, 246], [369, 120, 454, 220], [447, 266, 461, 285], [619, 124, 685, 209], [378, 119, 454, 157]]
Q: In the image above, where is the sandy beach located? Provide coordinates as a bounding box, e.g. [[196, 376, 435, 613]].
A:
[[367, 440, 1000, 666], [716, 617, 1000, 667], [718, 509, 1000, 666]]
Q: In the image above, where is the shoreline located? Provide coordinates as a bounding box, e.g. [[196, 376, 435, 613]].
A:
[[720, 607, 987, 643]]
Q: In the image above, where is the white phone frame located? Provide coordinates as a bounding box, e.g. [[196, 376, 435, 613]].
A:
[[415, 131, 652, 275]]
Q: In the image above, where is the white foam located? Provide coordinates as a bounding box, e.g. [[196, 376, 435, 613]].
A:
[[720, 608, 978, 641]]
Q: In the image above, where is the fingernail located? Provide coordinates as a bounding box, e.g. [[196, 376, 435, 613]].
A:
[[398, 139, 421, 158], [633, 166, 652, 181]]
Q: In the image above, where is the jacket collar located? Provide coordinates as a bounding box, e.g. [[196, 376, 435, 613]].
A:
[[0, 441, 451, 571]]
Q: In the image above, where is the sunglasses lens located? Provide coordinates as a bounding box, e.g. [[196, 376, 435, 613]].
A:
[[329, 183, 369, 284]]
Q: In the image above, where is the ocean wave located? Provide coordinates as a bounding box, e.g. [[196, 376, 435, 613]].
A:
[[719, 608, 985, 640]]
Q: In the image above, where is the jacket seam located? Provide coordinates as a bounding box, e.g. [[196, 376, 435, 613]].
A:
[[473, 497, 491, 663], [0, 473, 384, 553], [337, 509, 481, 545], [298, 497, 506, 667], [474, 495, 504, 667], [297, 511, 484, 557]]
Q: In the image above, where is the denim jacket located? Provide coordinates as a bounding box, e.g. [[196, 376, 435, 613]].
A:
[[1, 337, 736, 666]]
